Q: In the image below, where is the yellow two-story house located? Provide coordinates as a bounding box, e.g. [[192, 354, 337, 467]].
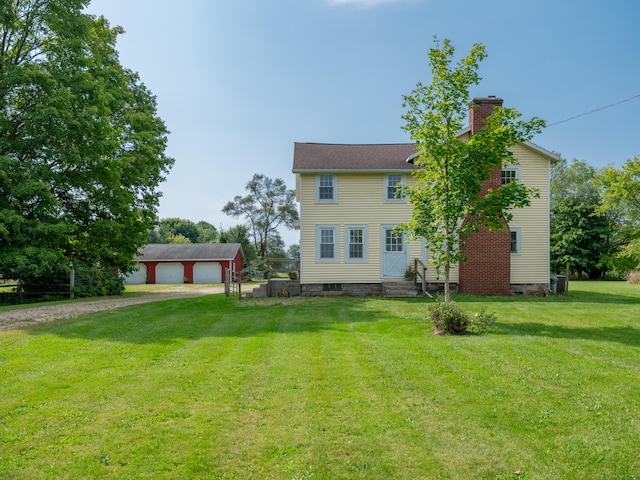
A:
[[292, 97, 559, 296]]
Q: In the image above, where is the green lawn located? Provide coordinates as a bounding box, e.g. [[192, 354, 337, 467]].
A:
[[1, 282, 639, 479]]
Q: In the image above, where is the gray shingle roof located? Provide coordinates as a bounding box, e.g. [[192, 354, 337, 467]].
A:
[[135, 243, 243, 261], [292, 142, 417, 172]]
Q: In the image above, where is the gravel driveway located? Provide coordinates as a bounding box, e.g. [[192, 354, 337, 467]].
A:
[[0, 286, 224, 332]]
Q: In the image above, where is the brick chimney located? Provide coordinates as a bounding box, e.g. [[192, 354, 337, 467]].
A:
[[469, 96, 503, 135], [458, 96, 511, 296]]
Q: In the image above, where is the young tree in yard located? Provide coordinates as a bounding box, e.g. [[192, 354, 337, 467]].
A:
[[0, 1, 173, 280], [400, 38, 544, 301], [222, 174, 298, 260], [597, 156, 640, 270]]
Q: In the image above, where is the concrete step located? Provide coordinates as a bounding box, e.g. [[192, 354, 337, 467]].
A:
[[382, 280, 420, 297], [250, 283, 269, 298]]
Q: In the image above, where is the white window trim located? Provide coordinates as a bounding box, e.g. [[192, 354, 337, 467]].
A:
[[502, 166, 521, 186], [345, 225, 368, 262], [316, 224, 338, 262], [315, 175, 338, 203], [384, 174, 406, 203], [510, 227, 521, 255]]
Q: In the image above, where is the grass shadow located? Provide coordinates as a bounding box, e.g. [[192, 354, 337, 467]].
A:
[[493, 321, 640, 347], [26, 294, 397, 344], [451, 291, 640, 305]]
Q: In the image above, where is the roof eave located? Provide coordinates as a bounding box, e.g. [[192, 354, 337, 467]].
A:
[[522, 141, 561, 162], [292, 168, 416, 174]]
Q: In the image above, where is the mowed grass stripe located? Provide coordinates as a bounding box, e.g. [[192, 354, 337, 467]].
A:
[[1, 283, 639, 479]]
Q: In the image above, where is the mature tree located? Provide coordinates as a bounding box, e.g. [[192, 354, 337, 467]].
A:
[[196, 221, 218, 243], [0, 0, 173, 279], [400, 38, 544, 301], [222, 174, 298, 259], [148, 218, 218, 244], [286, 243, 301, 273], [597, 156, 640, 270], [550, 159, 618, 278], [287, 243, 300, 259], [219, 224, 258, 265], [156, 218, 198, 243]]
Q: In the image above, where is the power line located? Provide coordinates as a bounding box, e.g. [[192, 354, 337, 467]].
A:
[[548, 93, 640, 127]]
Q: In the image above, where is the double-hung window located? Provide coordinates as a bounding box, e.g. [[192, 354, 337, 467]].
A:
[[385, 174, 404, 202], [510, 228, 521, 254], [317, 225, 338, 261], [346, 225, 368, 262], [316, 175, 337, 202], [502, 167, 519, 186]]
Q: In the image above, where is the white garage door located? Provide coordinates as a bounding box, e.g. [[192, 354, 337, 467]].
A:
[[193, 262, 222, 284], [124, 263, 147, 285], [155, 263, 184, 284]]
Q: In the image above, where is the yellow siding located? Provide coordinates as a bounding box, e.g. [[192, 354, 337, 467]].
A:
[[299, 173, 423, 284], [423, 249, 459, 284], [298, 145, 551, 286], [508, 144, 550, 284]]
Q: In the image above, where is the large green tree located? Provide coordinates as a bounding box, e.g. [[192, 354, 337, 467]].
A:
[[400, 38, 544, 301], [0, 0, 173, 278], [222, 173, 298, 260], [597, 156, 640, 270], [550, 158, 618, 278]]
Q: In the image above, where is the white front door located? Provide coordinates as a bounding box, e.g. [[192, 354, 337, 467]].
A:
[[382, 226, 407, 278]]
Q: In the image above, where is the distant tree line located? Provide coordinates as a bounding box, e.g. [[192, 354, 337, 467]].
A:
[[551, 156, 640, 279], [148, 218, 299, 268]]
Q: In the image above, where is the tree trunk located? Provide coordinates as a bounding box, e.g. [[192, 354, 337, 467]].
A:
[[444, 263, 451, 303]]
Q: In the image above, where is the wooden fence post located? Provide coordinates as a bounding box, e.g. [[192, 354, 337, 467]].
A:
[[69, 267, 75, 299]]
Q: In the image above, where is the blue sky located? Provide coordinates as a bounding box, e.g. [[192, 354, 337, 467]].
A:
[[85, 0, 640, 247]]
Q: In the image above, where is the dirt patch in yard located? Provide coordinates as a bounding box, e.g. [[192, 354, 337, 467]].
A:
[[0, 285, 224, 332]]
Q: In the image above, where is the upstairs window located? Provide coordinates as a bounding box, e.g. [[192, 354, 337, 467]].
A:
[[316, 175, 337, 202], [502, 167, 519, 186], [385, 174, 404, 202]]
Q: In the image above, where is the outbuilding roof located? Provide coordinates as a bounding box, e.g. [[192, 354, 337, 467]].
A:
[[135, 243, 244, 262], [292, 142, 417, 172]]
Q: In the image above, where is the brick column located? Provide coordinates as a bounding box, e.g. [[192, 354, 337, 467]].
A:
[[459, 97, 511, 295]]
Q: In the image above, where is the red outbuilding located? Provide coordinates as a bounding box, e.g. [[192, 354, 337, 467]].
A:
[[124, 243, 245, 285]]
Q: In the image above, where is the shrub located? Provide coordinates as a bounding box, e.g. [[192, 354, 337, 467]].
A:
[[404, 266, 417, 282], [73, 266, 125, 297], [428, 299, 497, 335], [469, 307, 497, 334], [628, 270, 639, 285], [428, 298, 469, 335]]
